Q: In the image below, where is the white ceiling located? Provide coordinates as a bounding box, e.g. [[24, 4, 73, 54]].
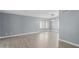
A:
[[0, 10, 59, 18]]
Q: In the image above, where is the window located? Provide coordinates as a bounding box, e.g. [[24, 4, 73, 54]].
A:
[[45, 21, 49, 28], [40, 20, 49, 29]]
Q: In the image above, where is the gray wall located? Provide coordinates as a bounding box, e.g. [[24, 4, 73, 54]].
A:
[[0, 14, 1, 36], [0, 14, 3, 37], [0, 13, 41, 37], [59, 10, 79, 44]]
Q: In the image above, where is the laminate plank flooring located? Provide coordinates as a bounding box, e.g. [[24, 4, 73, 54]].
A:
[[0, 32, 58, 48], [0, 32, 78, 48]]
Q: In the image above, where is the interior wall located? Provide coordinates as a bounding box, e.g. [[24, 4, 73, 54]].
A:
[[46, 17, 59, 32], [0, 14, 2, 36], [0, 13, 42, 37], [59, 10, 79, 44]]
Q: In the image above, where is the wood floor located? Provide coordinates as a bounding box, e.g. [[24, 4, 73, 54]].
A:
[[0, 32, 78, 48]]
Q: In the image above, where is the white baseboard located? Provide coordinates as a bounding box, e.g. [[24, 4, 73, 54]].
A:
[[0, 31, 40, 39], [60, 39, 79, 47]]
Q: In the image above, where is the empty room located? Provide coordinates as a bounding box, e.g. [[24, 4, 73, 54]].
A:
[[1, 1, 79, 59], [0, 10, 79, 48], [0, 10, 59, 48]]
